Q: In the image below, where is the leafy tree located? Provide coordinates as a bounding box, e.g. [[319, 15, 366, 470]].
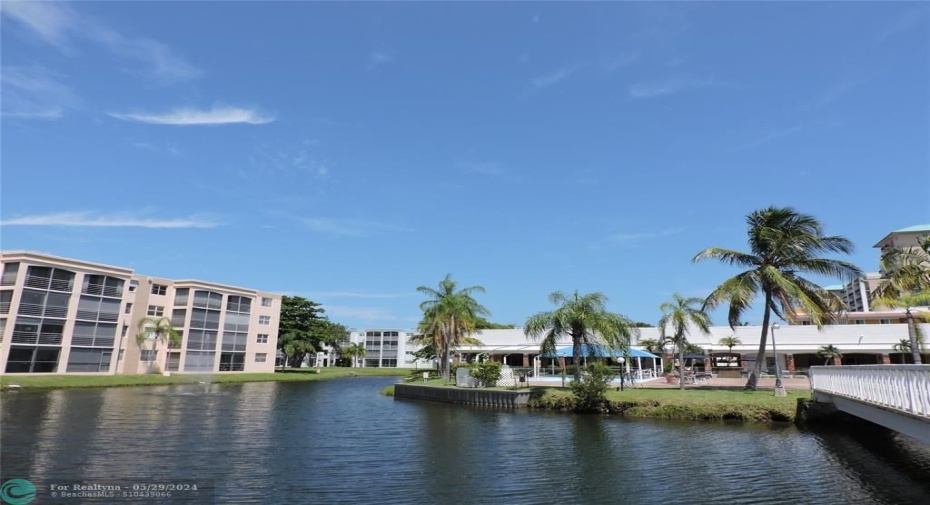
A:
[[632, 321, 654, 328], [872, 292, 930, 364], [276, 296, 347, 367], [524, 291, 637, 382], [417, 274, 491, 381], [818, 344, 843, 365], [469, 361, 502, 387], [135, 316, 181, 373], [694, 207, 861, 390], [474, 317, 517, 329], [277, 331, 315, 368], [658, 294, 712, 391], [718, 336, 741, 355], [343, 342, 366, 368], [570, 363, 615, 413], [874, 236, 930, 299]]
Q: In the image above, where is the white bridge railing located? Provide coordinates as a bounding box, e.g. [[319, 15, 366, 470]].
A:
[[809, 365, 930, 418]]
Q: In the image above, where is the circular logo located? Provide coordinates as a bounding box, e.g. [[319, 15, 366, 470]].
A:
[[0, 479, 36, 505]]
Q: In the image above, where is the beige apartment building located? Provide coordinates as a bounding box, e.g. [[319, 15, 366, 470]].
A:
[[0, 251, 280, 375]]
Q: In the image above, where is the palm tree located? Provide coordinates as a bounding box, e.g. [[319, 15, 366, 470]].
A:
[[718, 336, 741, 355], [658, 294, 712, 390], [417, 274, 490, 381], [343, 342, 366, 368], [818, 344, 843, 366], [872, 292, 930, 364], [524, 291, 637, 382], [694, 207, 861, 390], [135, 316, 181, 373], [638, 338, 665, 355], [893, 339, 912, 363], [874, 236, 930, 299]]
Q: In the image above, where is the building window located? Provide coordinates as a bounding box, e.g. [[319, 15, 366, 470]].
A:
[[147, 305, 164, 317], [121, 325, 128, 337], [854, 319, 865, 325], [128, 280, 138, 292], [125, 303, 133, 314], [261, 297, 273, 307], [118, 349, 124, 362], [151, 284, 167, 296], [255, 353, 267, 363], [175, 288, 189, 306], [140, 350, 155, 361], [879, 319, 891, 324], [801, 321, 811, 326], [259, 315, 270, 325], [257, 334, 268, 344]]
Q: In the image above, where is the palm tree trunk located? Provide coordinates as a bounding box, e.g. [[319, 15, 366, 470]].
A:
[[678, 335, 685, 391], [908, 311, 923, 365], [572, 336, 582, 382], [746, 291, 773, 391]]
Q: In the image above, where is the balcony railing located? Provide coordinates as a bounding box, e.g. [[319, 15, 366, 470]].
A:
[[0, 302, 9, 314], [24, 275, 73, 292], [809, 365, 930, 418], [71, 336, 115, 348], [18, 303, 69, 319], [1, 273, 17, 286], [12, 331, 63, 345], [75, 309, 120, 322], [82, 283, 124, 298]]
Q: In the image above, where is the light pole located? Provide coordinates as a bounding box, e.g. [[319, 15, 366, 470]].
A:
[[771, 323, 786, 397]]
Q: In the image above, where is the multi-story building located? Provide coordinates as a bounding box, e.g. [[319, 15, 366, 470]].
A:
[[874, 224, 930, 276], [345, 329, 428, 368], [0, 251, 281, 375]]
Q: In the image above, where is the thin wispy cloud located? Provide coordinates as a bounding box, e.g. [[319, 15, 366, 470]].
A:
[[876, 8, 928, 43], [131, 141, 182, 156], [457, 161, 519, 181], [249, 140, 329, 178], [532, 66, 580, 89], [806, 76, 872, 110], [601, 53, 640, 72], [1, 66, 79, 119], [1, 2, 200, 84], [324, 305, 399, 322], [300, 218, 412, 237], [108, 107, 275, 125], [367, 50, 393, 70], [738, 124, 805, 149], [0, 211, 219, 229], [628, 77, 726, 98]]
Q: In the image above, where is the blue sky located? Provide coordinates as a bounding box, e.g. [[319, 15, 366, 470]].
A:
[[2, 2, 928, 329]]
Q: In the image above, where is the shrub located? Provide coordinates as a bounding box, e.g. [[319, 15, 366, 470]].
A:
[[570, 363, 615, 413], [470, 361, 502, 387]]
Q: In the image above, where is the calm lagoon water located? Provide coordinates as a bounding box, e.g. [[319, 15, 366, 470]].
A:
[[2, 377, 930, 504]]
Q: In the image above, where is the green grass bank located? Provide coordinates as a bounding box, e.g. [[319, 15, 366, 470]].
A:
[[382, 384, 810, 423], [1, 367, 409, 391]]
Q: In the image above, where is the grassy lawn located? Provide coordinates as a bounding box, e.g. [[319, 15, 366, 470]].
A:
[[0, 367, 409, 390], [533, 386, 809, 422]]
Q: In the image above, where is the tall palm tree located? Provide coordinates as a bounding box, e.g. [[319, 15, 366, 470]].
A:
[[874, 236, 930, 299], [818, 344, 843, 366], [135, 316, 181, 373], [658, 294, 712, 391], [343, 342, 366, 368], [872, 292, 930, 364], [524, 291, 637, 382], [417, 274, 490, 381], [694, 207, 861, 390]]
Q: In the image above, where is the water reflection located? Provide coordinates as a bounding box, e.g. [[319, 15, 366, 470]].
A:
[[2, 378, 929, 505]]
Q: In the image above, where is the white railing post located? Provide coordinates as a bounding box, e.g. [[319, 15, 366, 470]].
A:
[[809, 365, 930, 418]]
